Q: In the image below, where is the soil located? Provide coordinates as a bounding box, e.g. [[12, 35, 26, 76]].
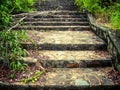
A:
[[0, 64, 46, 83], [0, 42, 51, 83], [0, 63, 120, 84], [107, 69, 120, 85]]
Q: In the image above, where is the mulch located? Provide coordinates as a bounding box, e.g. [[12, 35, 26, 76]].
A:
[[107, 69, 120, 85], [0, 64, 44, 83]]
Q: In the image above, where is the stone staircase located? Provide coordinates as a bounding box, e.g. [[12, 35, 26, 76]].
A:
[[10, 10, 120, 90]]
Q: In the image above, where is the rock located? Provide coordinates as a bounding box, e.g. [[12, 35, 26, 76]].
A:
[[75, 79, 89, 86]]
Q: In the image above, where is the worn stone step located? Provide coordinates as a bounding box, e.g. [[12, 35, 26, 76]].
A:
[[15, 25, 90, 30], [38, 68, 116, 87], [38, 68, 118, 89], [12, 11, 86, 18], [1, 68, 119, 90], [22, 50, 112, 68], [46, 11, 86, 15], [23, 21, 89, 26], [23, 18, 88, 22], [33, 15, 87, 18], [22, 30, 106, 50]]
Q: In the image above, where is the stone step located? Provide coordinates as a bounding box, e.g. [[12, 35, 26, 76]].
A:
[[22, 50, 112, 68], [15, 25, 90, 30], [41, 68, 119, 89], [12, 11, 86, 18], [22, 30, 106, 50], [38, 68, 116, 87], [45, 11, 86, 15], [23, 18, 88, 22], [33, 15, 87, 18], [1, 68, 118, 90], [23, 21, 89, 26]]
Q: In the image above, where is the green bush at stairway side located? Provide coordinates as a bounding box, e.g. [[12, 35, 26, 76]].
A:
[[0, 0, 36, 29], [110, 4, 120, 30], [75, 0, 120, 31], [0, 0, 36, 70], [75, 0, 103, 14], [12, 0, 36, 14], [0, 30, 27, 71]]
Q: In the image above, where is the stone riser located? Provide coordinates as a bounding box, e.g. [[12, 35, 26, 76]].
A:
[[39, 60, 112, 68], [22, 44, 106, 51], [12, 11, 87, 18], [51, 12, 87, 15], [23, 22, 89, 26], [23, 18, 88, 22], [0, 85, 120, 90], [14, 26, 90, 31], [33, 15, 87, 18], [1, 83, 119, 90]]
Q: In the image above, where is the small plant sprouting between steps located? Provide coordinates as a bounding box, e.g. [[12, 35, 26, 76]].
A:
[[22, 70, 45, 84], [0, 30, 28, 71]]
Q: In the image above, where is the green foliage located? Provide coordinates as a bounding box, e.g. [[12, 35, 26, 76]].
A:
[[0, 0, 13, 29], [10, 61, 28, 71], [12, 0, 36, 14], [0, 11, 12, 29], [0, 0, 35, 70], [83, 0, 102, 13], [75, 0, 84, 11], [75, 0, 103, 13], [100, 0, 120, 7], [22, 70, 45, 83], [75, 0, 120, 30], [10, 73, 15, 79], [0, 0, 36, 29], [110, 4, 120, 30], [0, 30, 27, 70]]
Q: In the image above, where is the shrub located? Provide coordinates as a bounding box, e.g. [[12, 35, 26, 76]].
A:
[[110, 4, 120, 30], [0, 0, 13, 29], [75, 0, 103, 13], [0, 30, 27, 70], [75, 0, 84, 11], [12, 0, 36, 14], [0, 0, 36, 70], [0, 0, 36, 29], [75, 0, 120, 30]]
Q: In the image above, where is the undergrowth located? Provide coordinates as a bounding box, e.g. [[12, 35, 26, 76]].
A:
[[0, 0, 36, 29], [0, 30, 27, 71], [0, 0, 36, 70], [75, 0, 120, 31]]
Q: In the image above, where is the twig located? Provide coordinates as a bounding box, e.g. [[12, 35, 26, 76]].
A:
[[8, 16, 27, 32]]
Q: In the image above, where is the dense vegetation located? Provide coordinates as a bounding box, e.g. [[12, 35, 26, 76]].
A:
[[0, 0, 35, 70], [0, 0, 35, 29], [75, 0, 120, 30]]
